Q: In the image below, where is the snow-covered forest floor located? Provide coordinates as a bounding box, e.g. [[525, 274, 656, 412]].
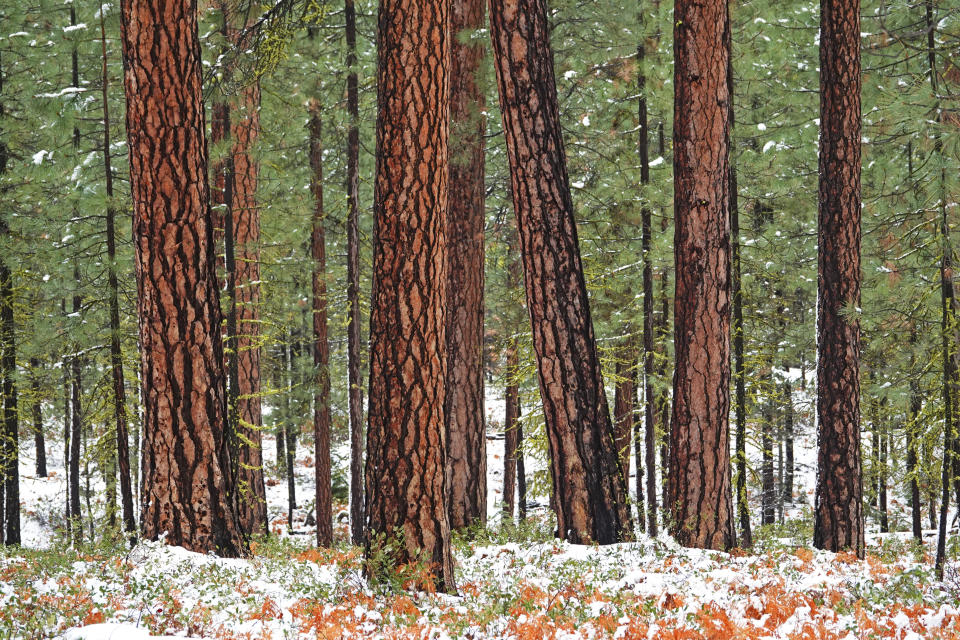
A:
[[2, 392, 960, 639]]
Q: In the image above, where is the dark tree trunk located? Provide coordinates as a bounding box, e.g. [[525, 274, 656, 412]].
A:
[[870, 422, 880, 508], [98, 10, 136, 540], [503, 342, 519, 519], [761, 386, 775, 526], [613, 354, 635, 485], [729, 44, 752, 549], [30, 361, 46, 478], [281, 337, 297, 527], [119, 0, 243, 555], [668, 0, 735, 551], [908, 375, 922, 541], [70, 282, 82, 546], [309, 103, 333, 547], [879, 416, 888, 533], [489, 0, 631, 545], [0, 221, 18, 545], [446, 0, 487, 531], [637, 0, 658, 540], [345, 0, 365, 548], [813, 0, 864, 558], [657, 271, 670, 516], [62, 354, 70, 537], [364, 0, 456, 592], [784, 380, 794, 505], [517, 402, 527, 521]]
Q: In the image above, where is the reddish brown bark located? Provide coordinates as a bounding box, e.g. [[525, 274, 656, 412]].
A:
[[489, 0, 631, 545], [119, 0, 243, 555], [445, 0, 487, 532], [309, 102, 333, 547], [364, 0, 455, 592], [668, 0, 736, 550], [613, 353, 635, 479], [813, 0, 864, 558]]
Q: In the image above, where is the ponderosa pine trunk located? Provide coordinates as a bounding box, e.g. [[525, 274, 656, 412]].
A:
[[70, 272, 82, 546], [231, 72, 266, 538], [309, 102, 333, 547], [364, 0, 456, 592], [119, 0, 243, 556], [489, 0, 631, 545], [613, 354, 635, 483], [98, 8, 136, 540], [668, 0, 736, 551], [813, 0, 864, 557], [445, 0, 487, 532], [761, 386, 775, 526], [783, 380, 794, 505], [345, 0, 365, 548]]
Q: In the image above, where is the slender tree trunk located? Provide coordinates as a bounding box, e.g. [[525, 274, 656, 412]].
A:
[[613, 354, 635, 485], [503, 342, 519, 519], [784, 380, 794, 505], [281, 336, 297, 527], [309, 103, 333, 547], [761, 384, 775, 526], [98, 4, 135, 540], [879, 415, 888, 533], [730, 55, 751, 547], [489, 0, 631, 545], [517, 401, 527, 521], [908, 371, 923, 541], [638, 0, 658, 542], [344, 0, 365, 548], [231, 73, 266, 538], [658, 270, 670, 517], [62, 353, 70, 537], [30, 360, 46, 478], [119, 0, 243, 555], [70, 277, 82, 546], [813, 0, 864, 557], [668, 0, 735, 551], [0, 221, 17, 546], [445, 0, 487, 532], [364, 0, 455, 592]]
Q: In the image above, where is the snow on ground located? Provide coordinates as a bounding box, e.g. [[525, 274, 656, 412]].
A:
[[4, 383, 960, 638]]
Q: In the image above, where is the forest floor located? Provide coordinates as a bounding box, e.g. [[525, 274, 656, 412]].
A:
[[3, 401, 960, 638]]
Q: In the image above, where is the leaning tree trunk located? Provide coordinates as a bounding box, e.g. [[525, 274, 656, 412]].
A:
[[489, 0, 631, 545], [118, 0, 243, 556], [98, 9, 136, 540], [668, 0, 736, 551], [445, 0, 487, 531], [309, 102, 333, 547], [813, 0, 864, 558], [364, 0, 456, 593]]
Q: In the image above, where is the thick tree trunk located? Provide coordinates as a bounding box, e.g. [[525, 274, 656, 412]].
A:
[[503, 342, 519, 519], [668, 0, 735, 551], [445, 0, 487, 531], [98, 10, 136, 540], [29, 361, 46, 478], [119, 0, 243, 556], [364, 0, 456, 592], [489, 0, 631, 545], [309, 103, 333, 547], [345, 0, 365, 548], [813, 0, 864, 557]]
